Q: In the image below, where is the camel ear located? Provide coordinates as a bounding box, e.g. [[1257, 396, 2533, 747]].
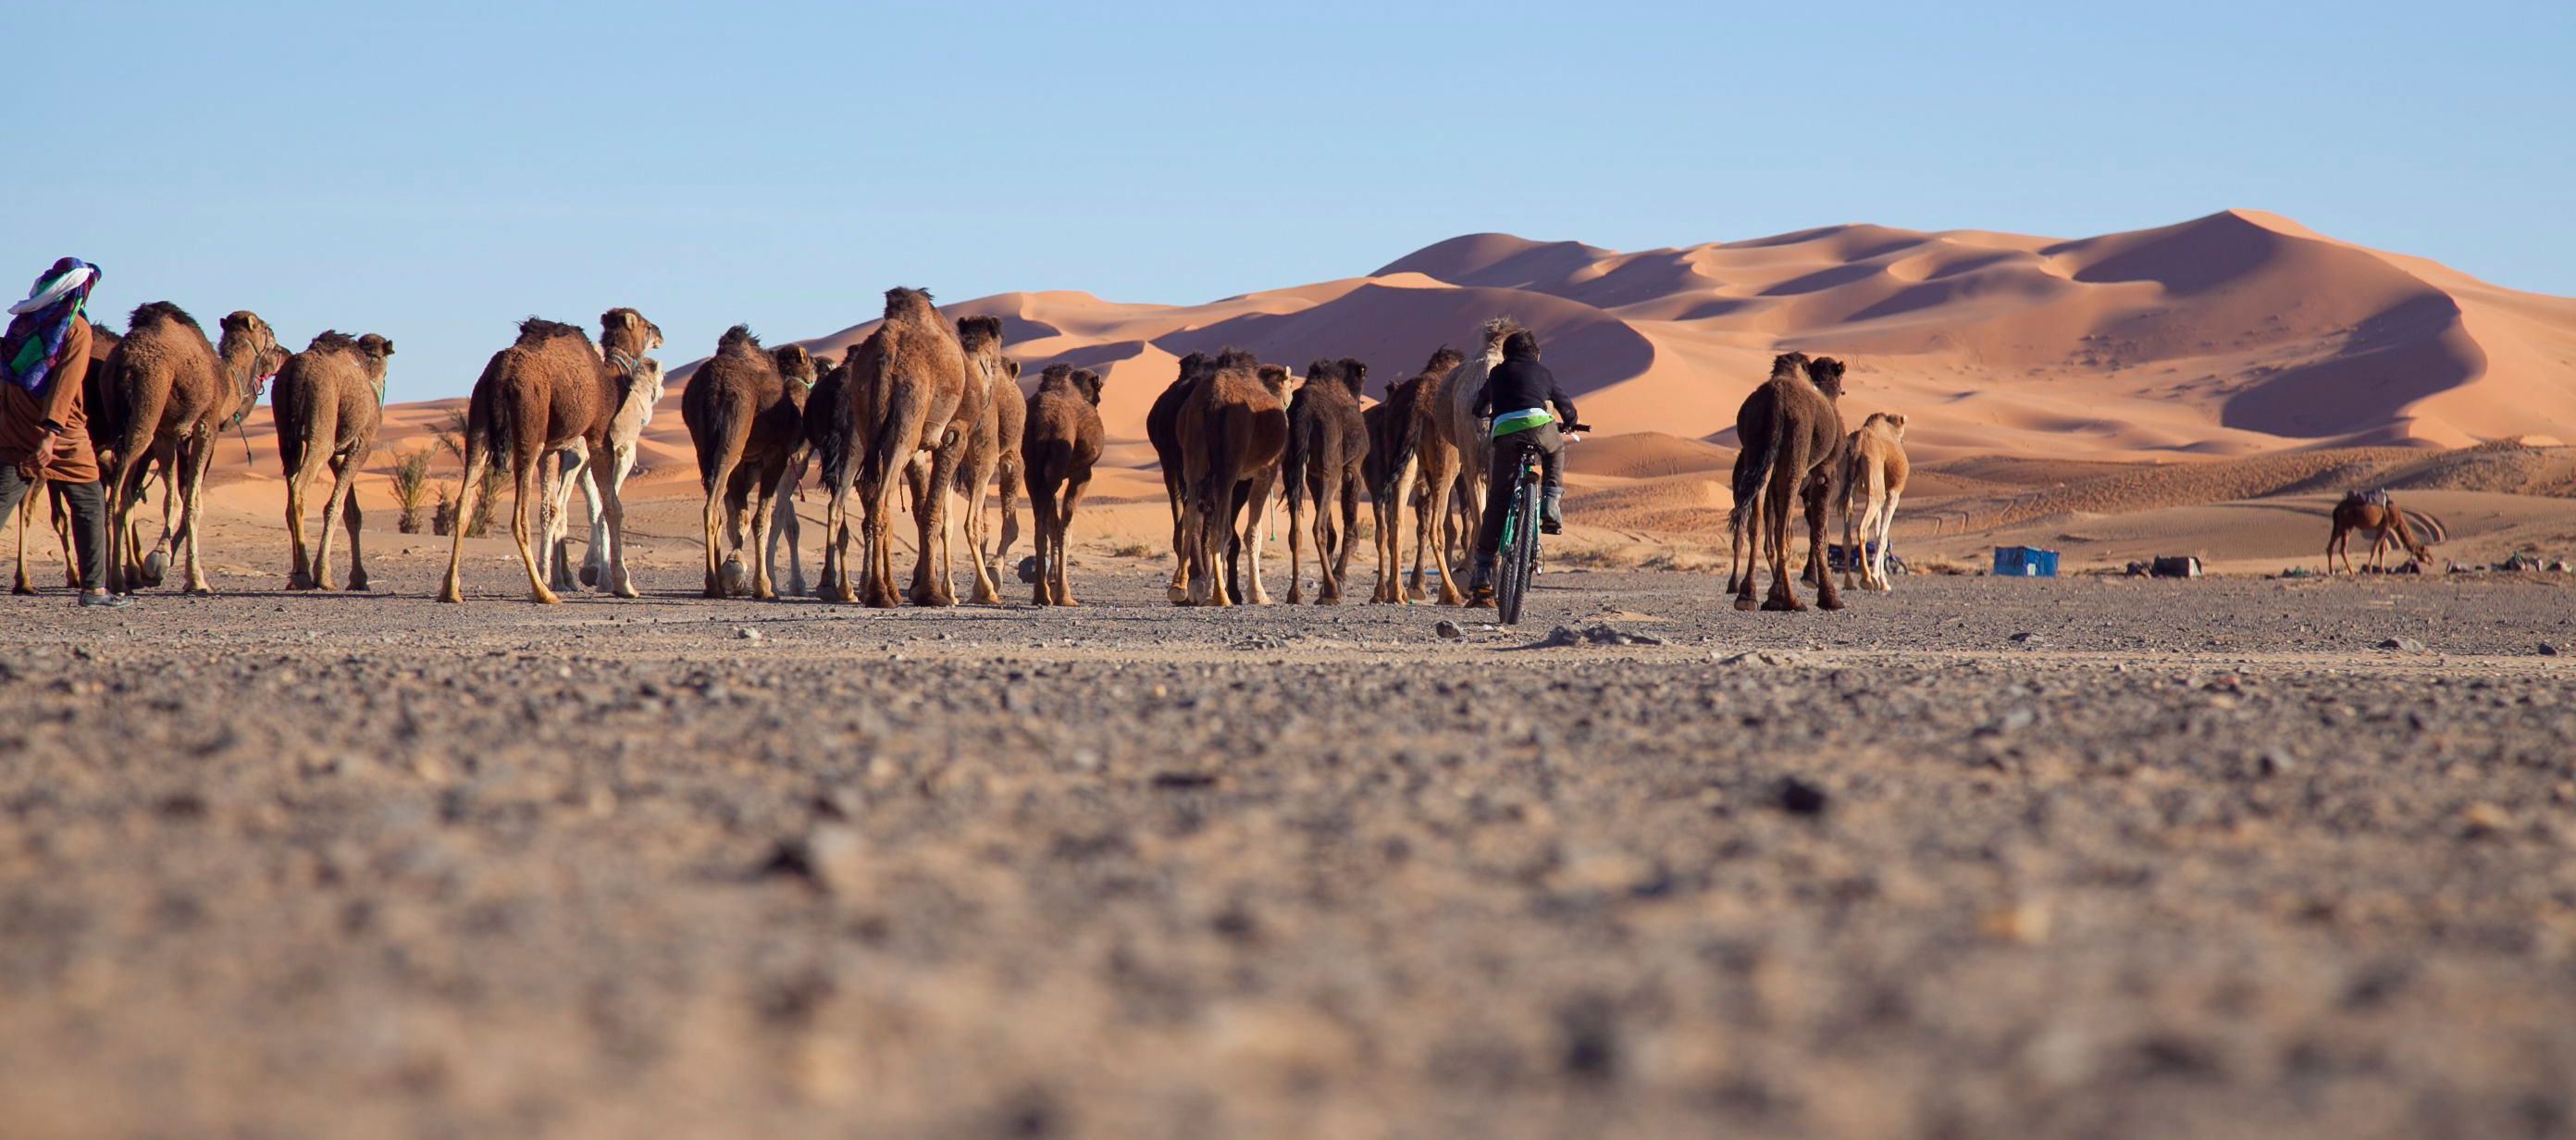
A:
[[381, 339, 396, 356], [1889, 413, 1905, 429], [1005, 359, 1021, 380]]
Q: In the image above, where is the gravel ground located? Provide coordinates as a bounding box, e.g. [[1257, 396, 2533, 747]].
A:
[[3, 562, 2573, 1139]]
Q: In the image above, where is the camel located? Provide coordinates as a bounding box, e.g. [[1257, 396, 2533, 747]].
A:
[[1284, 357, 1369, 604], [13, 322, 123, 594], [1838, 412, 1909, 592], [1364, 346, 1459, 604], [1419, 316, 1523, 602], [1174, 348, 1292, 606], [1728, 353, 1848, 612], [683, 325, 814, 599], [934, 316, 1013, 604], [766, 353, 836, 597], [437, 309, 660, 604], [1147, 352, 1211, 601], [819, 287, 972, 608], [102, 304, 285, 595], [544, 319, 666, 594], [1022, 364, 1105, 606], [2327, 489, 2433, 574], [272, 331, 395, 591]]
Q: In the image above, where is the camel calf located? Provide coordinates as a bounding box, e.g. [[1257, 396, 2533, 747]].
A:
[[1839, 412, 1908, 591], [1284, 357, 1368, 604], [684, 325, 813, 599], [273, 331, 395, 591], [1175, 349, 1292, 606], [1022, 364, 1105, 605]]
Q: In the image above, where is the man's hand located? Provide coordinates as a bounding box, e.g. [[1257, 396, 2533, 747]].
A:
[[25, 430, 60, 477]]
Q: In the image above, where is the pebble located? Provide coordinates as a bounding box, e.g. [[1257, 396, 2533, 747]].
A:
[[1434, 621, 1464, 640], [1715, 649, 1809, 667], [2008, 632, 2046, 645], [1774, 775, 1829, 816], [2541, 643, 2561, 657], [736, 626, 762, 642], [2379, 637, 2426, 652]]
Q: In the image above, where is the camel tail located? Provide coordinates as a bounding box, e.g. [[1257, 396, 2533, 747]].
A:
[[1730, 384, 1789, 532], [105, 353, 166, 492], [1281, 408, 1311, 513], [700, 396, 750, 493], [863, 378, 920, 500], [1379, 406, 1421, 508]]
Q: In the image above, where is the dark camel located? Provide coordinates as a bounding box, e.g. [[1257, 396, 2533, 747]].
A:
[[438, 309, 660, 603], [1022, 364, 1105, 606], [1148, 352, 1211, 601], [2327, 490, 2432, 573], [13, 322, 122, 594], [273, 330, 394, 590], [683, 325, 813, 599], [1174, 348, 1291, 606], [1729, 353, 1848, 612], [1284, 357, 1369, 604], [1361, 346, 1455, 603], [822, 287, 972, 608], [102, 304, 285, 594]]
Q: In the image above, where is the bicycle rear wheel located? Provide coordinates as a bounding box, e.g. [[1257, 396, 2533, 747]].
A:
[[1495, 476, 1541, 625]]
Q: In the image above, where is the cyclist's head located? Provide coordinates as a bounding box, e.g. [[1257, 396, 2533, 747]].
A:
[[1503, 329, 1540, 359]]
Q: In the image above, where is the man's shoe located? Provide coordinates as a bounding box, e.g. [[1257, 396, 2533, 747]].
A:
[[1540, 487, 1565, 535], [78, 591, 131, 610]]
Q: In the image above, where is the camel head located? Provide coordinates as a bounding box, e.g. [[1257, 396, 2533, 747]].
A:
[[1072, 367, 1105, 406], [599, 307, 663, 360], [1806, 356, 1848, 400], [1255, 362, 1300, 404], [1338, 357, 1368, 399], [217, 311, 286, 411], [881, 287, 938, 323], [614, 357, 666, 430], [772, 344, 816, 389], [1422, 344, 1464, 378], [811, 353, 839, 379], [1767, 352, 1812, 382], [1479, 316, 1527, 358], [1864, 411, 1906, 438]]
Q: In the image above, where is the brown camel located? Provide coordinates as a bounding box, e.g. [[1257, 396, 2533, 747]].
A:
[[1284, 357, 1369, 604], [1022, 364, 1105, 606], [1839, 412, 1909, 591], [1728, 353, 1848, 612], [936, 316, 1012, 604], [1724, 353, 1846, 596], [1148, 352, 1213, 602], [1424, 317, 1525, 589], [272, 331, 395, 591], [437, 309, 660, 603], [1174, 348, 1291, 606], [1363, 346, 1457, 603], [102, 304, 284, 595], [550, 328, 667, 595], [13, 321, 123, 594], [2327, 490, 2433, 573], [821, 287, 972, 608], [683, 325, 813, 599]]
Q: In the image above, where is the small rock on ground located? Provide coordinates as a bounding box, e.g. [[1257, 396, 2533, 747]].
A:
[[2380, 637, 2426, 652], [1715, 649, 1810, 667], [1532, 624, 1666, 648]]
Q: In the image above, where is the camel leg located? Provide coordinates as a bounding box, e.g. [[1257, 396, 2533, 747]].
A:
[[439, 445, 486, 602], [1870, 490, 1900, 590], [962, 465, 1001, 605], [12, 488, 33, 596], [1165, 472, 1191, 604], [284, 454, 318, 589], [1329, 471, 1358, 604], [1243, 467, 1279, 605], [822, 460, 856, 604], [2325, 526, 2346, 576], [1028, 476, 1058, 607], [1056, 472, 1089, 606], [1285, 480, 1307, 605], [861, 457, 901, 609], [763, 465, 806, 599], [2367, 528, 2386, 574], [1760, 465, 1804, 612], [509, 452, 560, 604], [578, 443, 624, 591], [50, 483, 77, 589], [176, 437, 216, 595], [340, 469, 370, 591], [1421, 462, 1465, 606], [910, 445, 961, 607], [702, 454, 737, 599], [1806, 479, 1844, 611], [310, 453, 358, 592]]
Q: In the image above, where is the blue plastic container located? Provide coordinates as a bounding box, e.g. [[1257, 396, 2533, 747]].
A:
[[1992, 546, 2060, 576]]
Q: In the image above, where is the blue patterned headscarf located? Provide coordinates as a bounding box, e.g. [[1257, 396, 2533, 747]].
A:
[[2, 257, 100, 394]]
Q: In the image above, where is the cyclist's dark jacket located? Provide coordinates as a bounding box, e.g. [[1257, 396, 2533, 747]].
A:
[[1472, 347, 1579, 429]]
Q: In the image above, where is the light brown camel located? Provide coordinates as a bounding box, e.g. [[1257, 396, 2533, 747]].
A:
[[272, 331, 394, 591], [1022, 364, 1105, 606], [934, 316, 1011, 604], [1364, 346, 1457, 603], [1728, 353, 1848, 612], [437, 309, 660, 603], [823, 287, 972, 608], [2327, 490, 2433, 573], [1839, 412, 1909, 591], [1174, 348, 1291, 606], [683, 325, 813, 599], [102, 304, 285, 595], [13, 322, 123, 594], [1284, 357, 1369, 604], [1419, 316, 1522, 602], [550, 326, 666, 595]]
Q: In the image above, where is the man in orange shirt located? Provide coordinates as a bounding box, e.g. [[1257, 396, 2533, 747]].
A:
[[0, 257, 127, 608]]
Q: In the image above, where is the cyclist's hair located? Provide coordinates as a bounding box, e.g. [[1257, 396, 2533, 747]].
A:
[[1502, 329, 1540, 358]]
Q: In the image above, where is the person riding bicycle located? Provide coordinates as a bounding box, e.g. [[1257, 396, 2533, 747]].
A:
[[1468, 328, 1580, 603]]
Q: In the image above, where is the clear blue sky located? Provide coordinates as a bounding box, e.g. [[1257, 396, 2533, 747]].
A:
[[13, 0, 2570, 403]]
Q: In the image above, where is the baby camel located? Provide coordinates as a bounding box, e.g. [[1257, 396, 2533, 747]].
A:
[[1838, 412, 1908, 591], [1022, 364, 1105, 605]]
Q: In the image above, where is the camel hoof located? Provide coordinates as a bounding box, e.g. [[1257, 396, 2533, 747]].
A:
[[437, 587, 463, 604], [1820, 596, 1846, 612], [531, 589, 563, 604], [1761, 597, 1804, 612], [141, 551, 169, 586], [348, 579, 371, 592], [187, 587, 214, 598], [1734, 597, 1760, 612], [719, 558, 749, 596], [11, 584, 33, 597], [1166, 585, 1190, 604], [288, 573, 318, 590]]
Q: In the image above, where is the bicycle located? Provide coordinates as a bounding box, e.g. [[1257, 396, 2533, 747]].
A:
[[1492, 422, 1586, 626]]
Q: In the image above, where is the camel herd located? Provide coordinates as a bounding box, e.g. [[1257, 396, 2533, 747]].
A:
[[12, 293, 2441, 608]]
